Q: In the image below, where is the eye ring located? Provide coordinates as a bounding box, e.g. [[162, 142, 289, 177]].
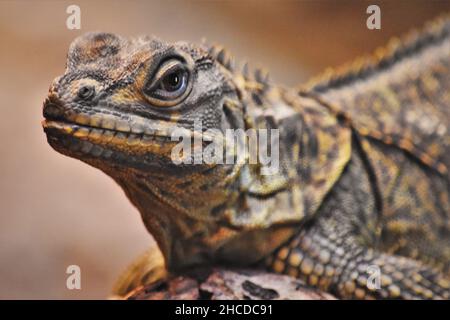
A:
[[143, 58, 193, 107], [77, 85, 95, 100]]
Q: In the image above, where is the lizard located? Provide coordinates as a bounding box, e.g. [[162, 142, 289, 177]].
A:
[[42, 15, 450, 299]]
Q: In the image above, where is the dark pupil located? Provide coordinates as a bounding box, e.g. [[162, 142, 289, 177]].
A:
[[162, 72, 181, 91], [78, 86, 93, 99]]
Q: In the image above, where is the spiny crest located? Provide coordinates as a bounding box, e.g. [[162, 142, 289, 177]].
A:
[[253, 67, 270, 86], [207, 44, 235, 71], [303, 14, 450, 93], [205, 41, 271, 88], [241, 62, 271, 89]]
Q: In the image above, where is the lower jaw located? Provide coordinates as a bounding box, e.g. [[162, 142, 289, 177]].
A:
[[44, 128, 146, 173], [46, 129, 116, 160], [42, 120, 214, 174], [42, 120, 170, 171]]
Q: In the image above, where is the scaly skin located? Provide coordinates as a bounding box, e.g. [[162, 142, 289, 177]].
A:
[[42, 16, 450, 299]]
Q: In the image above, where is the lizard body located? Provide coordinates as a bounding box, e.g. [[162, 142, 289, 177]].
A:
[[42, 16, 450, 299]]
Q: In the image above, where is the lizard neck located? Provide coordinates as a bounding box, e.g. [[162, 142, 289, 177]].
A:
[[110, 161, 240, 271]]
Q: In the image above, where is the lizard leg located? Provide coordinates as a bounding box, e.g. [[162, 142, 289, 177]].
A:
[[266, 228, 450, 299]]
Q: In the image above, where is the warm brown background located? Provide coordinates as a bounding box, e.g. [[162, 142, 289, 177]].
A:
[[1, 0, 449, 299]]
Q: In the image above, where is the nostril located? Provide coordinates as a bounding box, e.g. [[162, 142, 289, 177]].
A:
[[43, 101, 64, 119], [77, 85, 95, 100]]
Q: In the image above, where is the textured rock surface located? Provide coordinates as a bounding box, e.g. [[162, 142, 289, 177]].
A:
[[127, 269, 335, 300]]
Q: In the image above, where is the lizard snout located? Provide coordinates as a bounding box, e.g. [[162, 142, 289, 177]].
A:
[[42, 94, 65, 121]]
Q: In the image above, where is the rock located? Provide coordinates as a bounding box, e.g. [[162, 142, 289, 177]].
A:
[[127, 268, 336, 300]]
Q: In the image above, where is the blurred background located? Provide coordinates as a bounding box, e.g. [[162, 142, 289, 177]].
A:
[[0, 0, 449, 299]]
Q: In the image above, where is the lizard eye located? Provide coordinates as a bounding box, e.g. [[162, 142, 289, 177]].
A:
[[144, 58, 192, 107], [77, 85, 95, 100], [160, 71, 185, 92]]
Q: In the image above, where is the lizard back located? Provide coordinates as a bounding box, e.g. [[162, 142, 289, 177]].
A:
[[303, 16, 450, 273], [305, 16, 450, 179]]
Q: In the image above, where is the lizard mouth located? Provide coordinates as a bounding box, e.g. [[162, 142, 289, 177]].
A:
[[42, 100, 215, 170], [42, 102, 180, 161], [43, 119, 176, 157]]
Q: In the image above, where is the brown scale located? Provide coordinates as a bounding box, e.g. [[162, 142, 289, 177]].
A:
[[300, 15, 450, 179], [303, 14, 450, 94], [208, 42, 271, 97], [267, 235, 339, 294], [299, 90, 449, 177]]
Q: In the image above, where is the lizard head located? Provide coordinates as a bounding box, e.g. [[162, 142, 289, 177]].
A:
[[43, 32, 244, 173], [42, 32, 278, 270]]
